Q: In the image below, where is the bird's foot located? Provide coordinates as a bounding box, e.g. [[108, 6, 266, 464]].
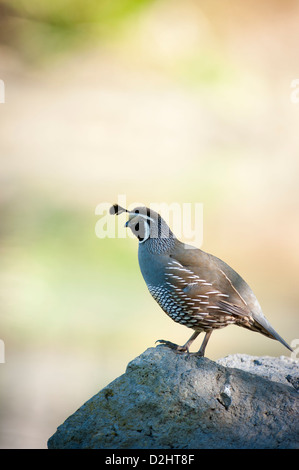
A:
[[189, 350, 204, 357], [155, 339, 189, 354]]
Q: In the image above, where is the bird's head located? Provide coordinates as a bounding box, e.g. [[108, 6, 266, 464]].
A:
[[109, 204, 174, 245]]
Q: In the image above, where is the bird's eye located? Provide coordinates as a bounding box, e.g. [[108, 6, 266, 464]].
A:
[[131, 220, 150, 243]]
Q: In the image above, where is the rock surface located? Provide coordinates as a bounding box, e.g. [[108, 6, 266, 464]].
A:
[[217, 353, 299, 389], [48, 346, 299, 449]]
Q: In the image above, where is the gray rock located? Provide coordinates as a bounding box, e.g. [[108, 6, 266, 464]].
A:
[[217, 353, 299, 389], [48, 346, 299, 449]]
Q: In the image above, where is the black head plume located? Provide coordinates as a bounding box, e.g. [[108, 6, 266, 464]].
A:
[[109, 204, 129, 215]]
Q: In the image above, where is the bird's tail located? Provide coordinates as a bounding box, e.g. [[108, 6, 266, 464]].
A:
[[253, 315, 293, 352]]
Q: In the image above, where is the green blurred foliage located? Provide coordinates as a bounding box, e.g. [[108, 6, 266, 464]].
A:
[[1, 193, 142, 349], [1, 0, 156, 60]]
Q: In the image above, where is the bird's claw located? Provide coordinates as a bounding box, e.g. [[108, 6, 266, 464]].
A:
[[155, 339, 189, 354]]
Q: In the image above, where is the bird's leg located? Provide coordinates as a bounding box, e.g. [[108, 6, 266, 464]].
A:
[[192, 330, 212, 357], [156, 331, 200, 354], [180, 331, 201, 352]]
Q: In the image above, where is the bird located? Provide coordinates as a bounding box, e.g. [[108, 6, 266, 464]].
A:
[[110, 203, 292, 357]]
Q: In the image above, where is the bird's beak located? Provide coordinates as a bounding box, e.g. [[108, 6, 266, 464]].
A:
[[125, 212, 135, 227]]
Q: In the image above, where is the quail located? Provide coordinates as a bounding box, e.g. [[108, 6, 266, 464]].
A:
[[110, 204, 292, 357]]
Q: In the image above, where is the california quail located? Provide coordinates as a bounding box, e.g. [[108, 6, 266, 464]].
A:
[[110, 204, 292, 357]]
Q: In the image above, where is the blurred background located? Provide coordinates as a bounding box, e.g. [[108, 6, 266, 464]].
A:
[[0, 0, 299, 449]]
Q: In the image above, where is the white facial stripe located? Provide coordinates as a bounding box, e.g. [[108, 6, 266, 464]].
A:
[[138, 219, 150, 244]]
